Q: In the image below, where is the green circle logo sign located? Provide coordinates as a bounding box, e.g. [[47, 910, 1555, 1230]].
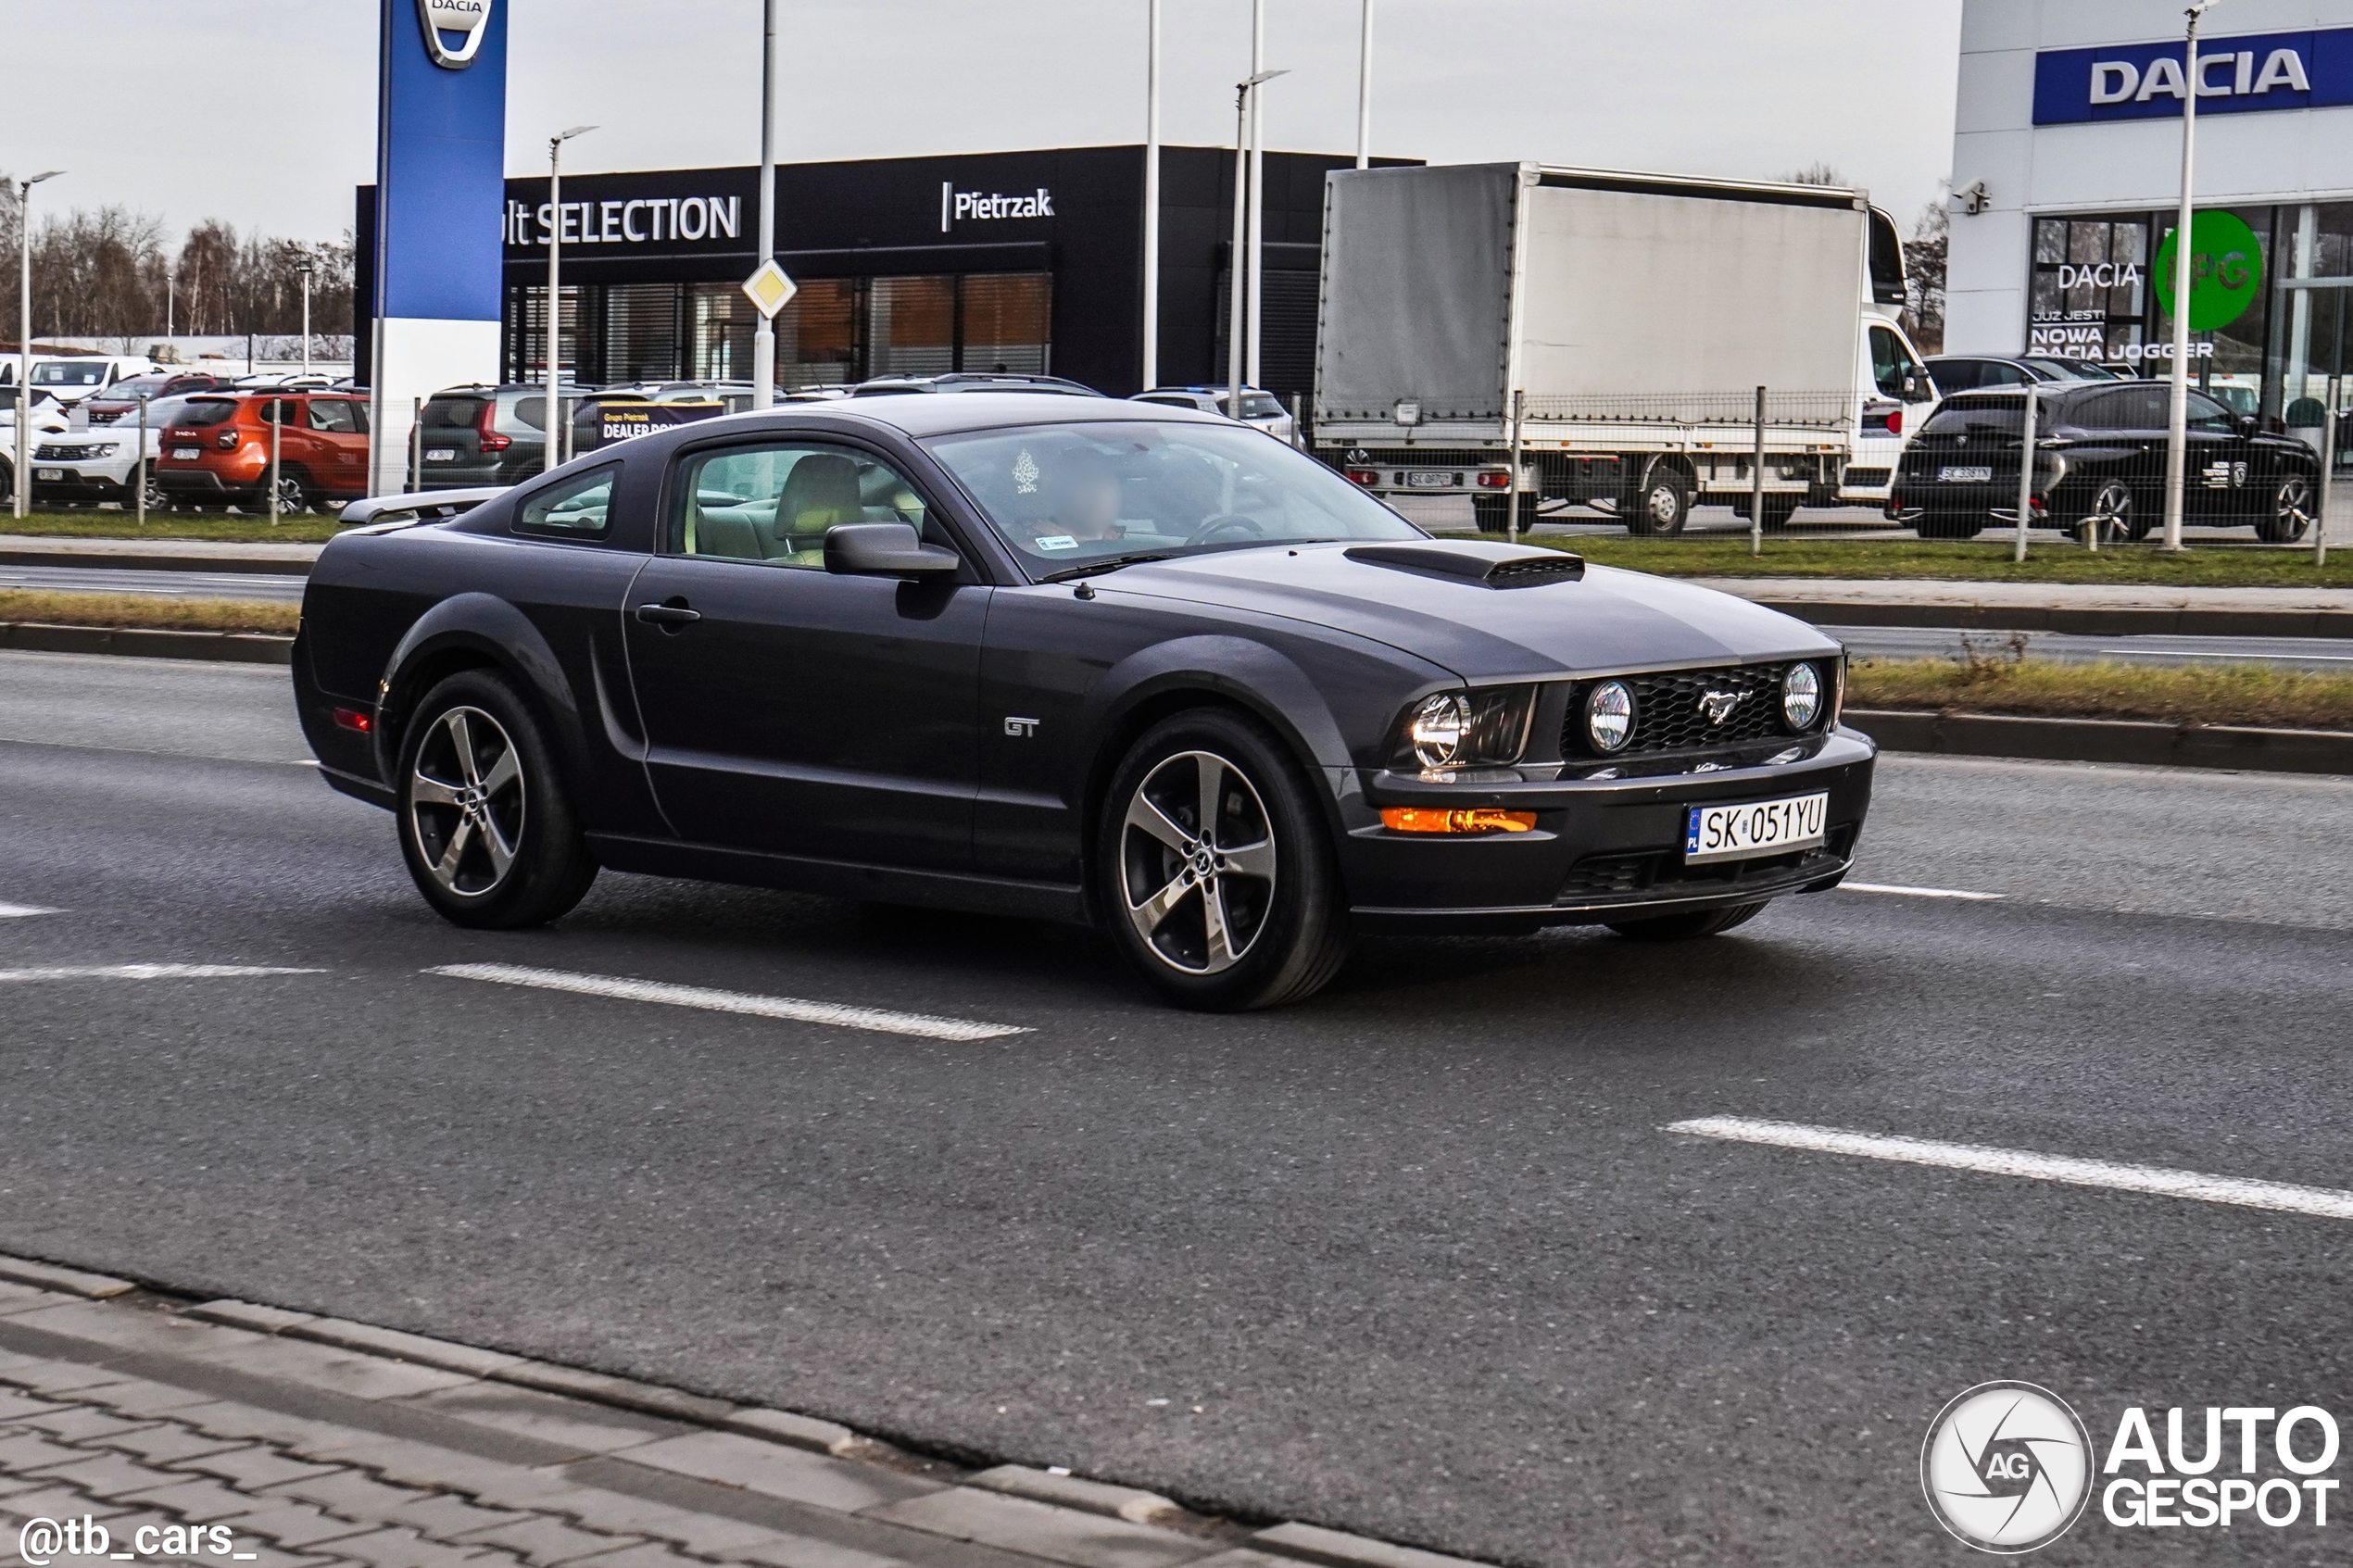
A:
[[2153, 212, 2263, 332]]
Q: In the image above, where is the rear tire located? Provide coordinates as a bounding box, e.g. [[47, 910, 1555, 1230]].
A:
[[1757, 495, 1801, 533], [1623, 465, 1690, 536], [1471, 495, 1519, 534], [1607, 900, 1768, 941], [2072, 479, 2133, 545], [1096, 708, 1350, 1010], [2254, 473, 2315, 544], [396, 670, 598, 929]]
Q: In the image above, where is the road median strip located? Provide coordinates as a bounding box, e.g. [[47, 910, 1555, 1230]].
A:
[[0, 1263, 1496, 1568]]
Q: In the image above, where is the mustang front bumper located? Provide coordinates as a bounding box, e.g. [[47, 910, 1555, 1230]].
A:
[[1336, 727, 1877, 933]]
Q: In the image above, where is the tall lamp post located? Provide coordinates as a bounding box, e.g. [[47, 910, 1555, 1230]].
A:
[[1245, 0, 1267, 391], [1355, 0, 1374, 169], [2163, 1, 2222, 552], [295, 253, 316, 381], [752, 0, 777, 409], [545, 125, 597, 474], [1141, 0, 1162, 392], [14, 169, 64, 521], [1227, 69, 1286, 416]]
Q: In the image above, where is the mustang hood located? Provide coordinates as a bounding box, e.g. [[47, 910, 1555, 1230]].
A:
[[1096, 540, 1837, 680]]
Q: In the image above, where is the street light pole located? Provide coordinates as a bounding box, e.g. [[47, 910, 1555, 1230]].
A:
[[2163, 2, 2221, 552], [1355, 0, 1374, 169], [1226, 70, 1285, 419], [1246, 0, 1266, 391], [15, 169, 63, 521], [545, 125, 596, 474], [752, 0, 777, 410], [1141, 0, 1162, 391], [296, 254, 315, 380]]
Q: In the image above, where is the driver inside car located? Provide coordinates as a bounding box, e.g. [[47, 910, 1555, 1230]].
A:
[[1020, 445, 1126, 548]]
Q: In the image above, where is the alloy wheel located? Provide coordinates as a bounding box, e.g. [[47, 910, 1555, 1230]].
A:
[[2273, 475, 2314, 542], [272, 476, 309, 513], [1118, 749, 1277, 973], [2085, 481, 2132, 545], [408, 706, 525, 897]]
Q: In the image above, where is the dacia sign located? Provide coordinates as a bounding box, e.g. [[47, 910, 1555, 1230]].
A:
[[415, 0, 493, 69], [2033, 27, 2353, 124]]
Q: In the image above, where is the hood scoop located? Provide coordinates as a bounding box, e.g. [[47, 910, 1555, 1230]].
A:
[[1342, 545, 1584, 589]]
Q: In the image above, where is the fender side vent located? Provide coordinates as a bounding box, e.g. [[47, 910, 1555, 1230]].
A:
[[1343, 546, 1584, 589]]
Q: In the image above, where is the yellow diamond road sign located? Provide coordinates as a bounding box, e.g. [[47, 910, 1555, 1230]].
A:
[[742, 260, 797, 319]]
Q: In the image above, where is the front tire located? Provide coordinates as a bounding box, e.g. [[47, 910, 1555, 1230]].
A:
[[2072, 479, 2133, 545], [2255, 473, 2315, 544], [1096, 709, 1350, 1010], [396, 671, 598, 929], [1623, 465, 1690, 536], [1607, 900, 1767, 941]]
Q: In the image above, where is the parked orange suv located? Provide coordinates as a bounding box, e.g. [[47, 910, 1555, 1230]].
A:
[[154, 392, 371, 511]]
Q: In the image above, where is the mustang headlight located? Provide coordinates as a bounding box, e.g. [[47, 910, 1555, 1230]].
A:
[[1584, 680, 1634, 753], [1781, 661, 1824, 731], [1396, 687, 1537, 771]]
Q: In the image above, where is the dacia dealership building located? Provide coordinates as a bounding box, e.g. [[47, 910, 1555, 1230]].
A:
[[1949, 0, 2353, 428], [357, 144, 1402, 404]]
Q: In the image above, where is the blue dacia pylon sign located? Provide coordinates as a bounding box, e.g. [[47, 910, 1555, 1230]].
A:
[[371, 0, 508, 494]]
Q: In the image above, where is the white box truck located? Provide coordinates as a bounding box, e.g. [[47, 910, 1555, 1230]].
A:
[[1313, 163, 1936, 533]]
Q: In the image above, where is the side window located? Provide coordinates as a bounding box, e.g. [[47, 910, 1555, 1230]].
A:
[[2185, 392, 2237, 433], [513, 395, 547, 431], [515, 463, 620, 539], [1929, 361, 1978, 393], [259, 396, 303, 425], [1869, 326, 1923, 400], [671, 442, 931, 569], [350, 400, 371, 434], [308, 399, 358, 433], [1982, 362, 2028, 386]]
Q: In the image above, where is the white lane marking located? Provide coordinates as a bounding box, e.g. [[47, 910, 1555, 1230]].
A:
[[426, 962, 1031, 1042], [1838, 882, 2006, 901], [1668, 1115, 2353, 1223], [0, 902, 59, 918], [0, 964, 324, 984], [2096, 647, 2353, 663]]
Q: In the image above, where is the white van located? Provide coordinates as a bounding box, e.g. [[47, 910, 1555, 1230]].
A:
[[0, 355, 163, 408]]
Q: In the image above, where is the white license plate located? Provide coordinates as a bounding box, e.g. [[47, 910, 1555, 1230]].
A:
[[34, 469, 63, 481], [1938, 465, 1993, 483], [1402, 470, 1456, 489], [171, 446, 200, 460], [424, 448, 459, 462], [1684, 791, 1829, 864]]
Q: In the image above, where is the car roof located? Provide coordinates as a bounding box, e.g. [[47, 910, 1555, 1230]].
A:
[[664, 391, 1233, 441]]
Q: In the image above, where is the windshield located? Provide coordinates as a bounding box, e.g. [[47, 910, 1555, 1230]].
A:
[[32, 361, 109, 387], [924, 419, 1423, 575]]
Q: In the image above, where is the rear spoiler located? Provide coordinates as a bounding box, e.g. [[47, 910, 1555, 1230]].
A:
[[338, 488, 505, 528]]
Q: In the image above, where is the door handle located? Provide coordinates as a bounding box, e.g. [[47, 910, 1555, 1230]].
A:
[[634, 599, 701, 628]]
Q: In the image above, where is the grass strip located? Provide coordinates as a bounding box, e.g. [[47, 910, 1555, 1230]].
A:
[[0, 510, 339, 544], [0, 590, 297, 636], [1850, 651, 2353, 731], [1443, 533, 2353, 588]]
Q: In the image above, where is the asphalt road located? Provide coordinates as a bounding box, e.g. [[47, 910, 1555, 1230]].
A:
[[2, 647, 2348, 1567]]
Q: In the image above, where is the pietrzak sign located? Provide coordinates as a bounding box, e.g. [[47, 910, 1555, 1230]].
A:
[[2034, 27, 2353, 124], [939, 183, 1056, 232]]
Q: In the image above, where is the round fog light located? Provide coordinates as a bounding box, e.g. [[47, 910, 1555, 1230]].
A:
[[1585, 681, 1634, 753], [1782, 662, 1823, 730], [1409, 693, 1470, 769]]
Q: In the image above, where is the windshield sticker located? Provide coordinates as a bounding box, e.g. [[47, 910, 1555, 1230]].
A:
[[1013, 449, 1040, 494], [1033, 533, 1077, 551]]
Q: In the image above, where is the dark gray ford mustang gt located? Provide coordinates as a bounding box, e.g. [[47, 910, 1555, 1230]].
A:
[[295, 394, 1874, 1010]]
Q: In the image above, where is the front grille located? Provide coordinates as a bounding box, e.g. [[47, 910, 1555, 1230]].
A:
[[1556, 828, 1856, 904], [34, 444, 106, 461], [1564, 662, 1802, 759]]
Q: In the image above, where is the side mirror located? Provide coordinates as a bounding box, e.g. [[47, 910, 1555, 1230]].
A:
[[2237, 415, 2261, 439], [824, 521, 961, 578]]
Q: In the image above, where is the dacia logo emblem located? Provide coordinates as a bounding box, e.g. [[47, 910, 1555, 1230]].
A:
[[416, 0, 494, 69], [1698, 690, 1742, 725]]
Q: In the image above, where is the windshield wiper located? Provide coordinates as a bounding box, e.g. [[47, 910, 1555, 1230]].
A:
[[1036, 552, 1170, 583]]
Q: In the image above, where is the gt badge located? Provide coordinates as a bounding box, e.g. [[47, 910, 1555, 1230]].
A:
[[1004, 717, 1039, 737]]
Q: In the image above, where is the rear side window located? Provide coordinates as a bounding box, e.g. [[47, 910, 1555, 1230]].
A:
[[1920, 397, 2024, 438], [515, 463, 619, 539], [258, 397, 302, 425], [2074, 386, 2169, 433], [308, 399, 359, 433], [422, 396, 487, 429], [512, 395, 547, 431], [174, 398, 240, 428]]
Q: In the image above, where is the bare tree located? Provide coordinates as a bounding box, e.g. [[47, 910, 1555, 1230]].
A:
[[1781, 162, 1846, 187], [1905, 201, 1948, 354]]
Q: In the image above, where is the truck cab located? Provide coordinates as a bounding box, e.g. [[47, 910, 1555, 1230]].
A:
[[1843, 206, 1936, 507]]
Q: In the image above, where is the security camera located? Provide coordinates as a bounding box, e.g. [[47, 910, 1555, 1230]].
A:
[[1957, 181, 1990, 216]]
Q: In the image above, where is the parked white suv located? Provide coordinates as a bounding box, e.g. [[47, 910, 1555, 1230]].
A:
[[28, 392, 204, 510]]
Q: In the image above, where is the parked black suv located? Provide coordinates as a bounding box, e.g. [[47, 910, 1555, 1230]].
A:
[[416, 384, 587, 488]]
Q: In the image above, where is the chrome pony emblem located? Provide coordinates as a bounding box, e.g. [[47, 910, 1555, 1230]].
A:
[[1698, 690, 1743, 725], [416, 0, 494, 69]]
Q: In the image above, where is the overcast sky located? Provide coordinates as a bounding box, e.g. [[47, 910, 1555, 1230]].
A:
[[0, 0, 1964, 242]]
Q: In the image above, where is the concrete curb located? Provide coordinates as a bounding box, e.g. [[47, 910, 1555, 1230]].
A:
[[1849, 708, 2353, 775], [0, 620, 295, 664], [1760, 596, 2353, 639], [0, 1256, 137, 1299]]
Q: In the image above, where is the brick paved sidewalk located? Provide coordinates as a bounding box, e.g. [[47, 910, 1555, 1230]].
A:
[[0, 1269, 1469, 1568]]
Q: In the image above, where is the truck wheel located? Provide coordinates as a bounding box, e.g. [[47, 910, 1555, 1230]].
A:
[[1624, 469, 1690, 535], [397, 670, 598, 929], [1471, 495, 1520, 533], [1096, 709, 1350, 1011], [1749, 495, 1800, 533]]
